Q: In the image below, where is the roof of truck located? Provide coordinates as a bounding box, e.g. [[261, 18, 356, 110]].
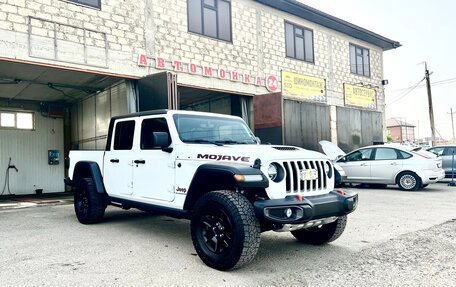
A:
[[110, 109, 169, 121], [110, 109, 244, 121]]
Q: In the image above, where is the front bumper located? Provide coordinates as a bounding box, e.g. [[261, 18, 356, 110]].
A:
[[253, 190, 358, 224]]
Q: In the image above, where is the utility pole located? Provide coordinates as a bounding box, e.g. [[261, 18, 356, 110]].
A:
[[425, 62, 436, 146], [449, 108, 456, 143]]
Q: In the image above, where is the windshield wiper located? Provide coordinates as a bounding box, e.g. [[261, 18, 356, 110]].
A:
[[186, 139, 224, 146]]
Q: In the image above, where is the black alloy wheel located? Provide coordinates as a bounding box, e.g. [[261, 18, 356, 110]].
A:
[[191, 190, 260, 270], [74, 178, 106, 224], [199, 204, 234, 255], [75, 186, 89, 218]]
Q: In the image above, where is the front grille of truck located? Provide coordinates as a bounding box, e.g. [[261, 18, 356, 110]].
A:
[[282, 160, 328, 193]]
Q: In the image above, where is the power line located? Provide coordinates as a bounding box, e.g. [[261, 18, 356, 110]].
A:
[[387, 79, 422, 102], [386, 78, 425, 105], [387, 76, 456, 93]]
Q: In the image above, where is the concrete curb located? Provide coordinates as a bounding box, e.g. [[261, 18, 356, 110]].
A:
[[0, 194, 73, 210]]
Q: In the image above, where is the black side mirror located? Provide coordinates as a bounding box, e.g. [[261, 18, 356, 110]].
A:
[[152, 132, 170, 148]]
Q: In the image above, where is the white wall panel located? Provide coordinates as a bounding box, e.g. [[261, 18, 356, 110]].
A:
[[70, 81, 127, 150], [82, 96, 96, 141], [0, 113, 64, 195], [96, 91, 110, 138], [111, 84, 128, 117]]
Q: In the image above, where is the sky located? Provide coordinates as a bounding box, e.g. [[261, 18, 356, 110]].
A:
[[300, 0, 456, 141]]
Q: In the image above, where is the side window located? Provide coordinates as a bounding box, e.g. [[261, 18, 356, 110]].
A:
[[67, 0, 101, 9], [141, 118, 171, 150], [349, 43, 370, 77], [444, 147, 456, 156], [346, 149, 372, 162], [399, 151, 412, 159], [374, 148, 398, 160], [0, 110, 34, 130], [188, 0, 232, 42], [346, 151, 362, 162], [285, 22, 314, 63], [113, 120, 135, 150]]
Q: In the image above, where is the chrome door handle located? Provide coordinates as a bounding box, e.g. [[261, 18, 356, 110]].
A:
[[390, 162, 398, 166], [360, 163, 367, 166], [110, 159, 119, 163]]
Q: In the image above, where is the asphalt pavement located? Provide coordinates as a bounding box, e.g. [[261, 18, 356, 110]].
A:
[[0, 182, 455, 286]]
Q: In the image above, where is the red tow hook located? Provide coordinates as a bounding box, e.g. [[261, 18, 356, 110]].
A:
[[296, 194, 303, 202], [336, 189, 346, 195]]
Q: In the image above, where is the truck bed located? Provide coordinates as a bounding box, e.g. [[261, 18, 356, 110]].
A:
[[68, 151, 105, 180]]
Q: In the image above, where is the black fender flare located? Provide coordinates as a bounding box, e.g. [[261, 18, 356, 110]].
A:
[[71, 161, 106, 194], [183, 163, 268, 211]]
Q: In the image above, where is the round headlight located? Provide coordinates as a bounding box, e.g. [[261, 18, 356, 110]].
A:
[[325, 161, 333, 178], [268, 164, 278, 181]]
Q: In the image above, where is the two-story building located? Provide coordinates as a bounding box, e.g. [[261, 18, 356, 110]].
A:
[[387, 118, 416, 143], [0, 0, 400, 195]]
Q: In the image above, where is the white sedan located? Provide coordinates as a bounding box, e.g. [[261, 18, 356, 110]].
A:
[[320, 141, 445, 191]]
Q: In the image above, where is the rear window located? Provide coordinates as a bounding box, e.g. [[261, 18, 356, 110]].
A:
[[428, 147, 444, 156]]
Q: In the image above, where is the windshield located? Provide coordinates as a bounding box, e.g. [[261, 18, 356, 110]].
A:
[[173, 114, 257, 145]]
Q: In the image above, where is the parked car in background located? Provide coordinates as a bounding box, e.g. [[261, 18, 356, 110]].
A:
[[320, 141, 444, 191], [427, 145, 456, 178], [317, 141, 346, 186]]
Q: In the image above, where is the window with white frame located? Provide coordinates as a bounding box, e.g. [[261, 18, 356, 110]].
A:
[[0, 111, 34, 130]]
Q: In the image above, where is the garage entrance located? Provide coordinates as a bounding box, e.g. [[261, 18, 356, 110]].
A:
[[136, 72, 253, 127], [0, 60, 130, 195], [178, 86, 253, 126]]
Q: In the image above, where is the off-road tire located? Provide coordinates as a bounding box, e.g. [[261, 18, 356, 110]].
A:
[[397, 171, 421, 191], [291, 215, 347, 245], [191, 190, 260, 270], [74, 178, 106, 224]]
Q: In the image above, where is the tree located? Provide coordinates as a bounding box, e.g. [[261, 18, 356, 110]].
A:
[[386, 134, 393, 143]]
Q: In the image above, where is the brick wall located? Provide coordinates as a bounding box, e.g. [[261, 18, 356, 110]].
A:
[[148, 0, 385, 113], [0, 0, 147, 77], [0, 0, 387, 113]]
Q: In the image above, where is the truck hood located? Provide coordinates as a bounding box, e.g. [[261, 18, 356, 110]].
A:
[[175, 143, 329, 165], [319, 140, 346, 161]]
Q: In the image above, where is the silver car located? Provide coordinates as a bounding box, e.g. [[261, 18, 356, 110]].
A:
[[427, 145, 456, 178], [320, 141, 444, 191]]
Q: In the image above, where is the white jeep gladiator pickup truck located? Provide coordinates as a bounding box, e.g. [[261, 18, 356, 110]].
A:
[[65, 110, 358, 270]]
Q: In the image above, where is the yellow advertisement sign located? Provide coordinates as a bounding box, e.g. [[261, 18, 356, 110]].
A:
[[344, 84, 376, 109], [281, 71, 326, 102]]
